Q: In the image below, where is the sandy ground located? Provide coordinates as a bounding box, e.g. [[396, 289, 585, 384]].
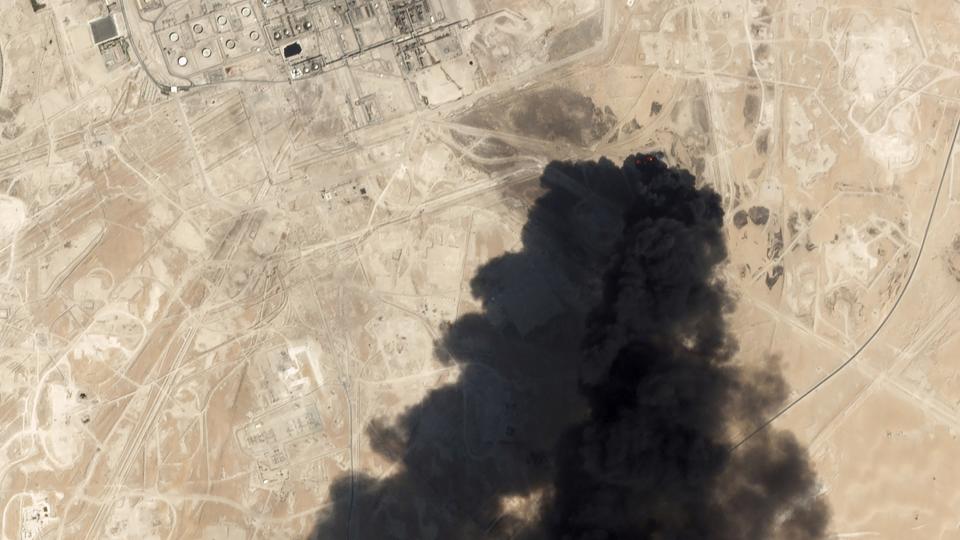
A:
[[1, 0, 960, 537]]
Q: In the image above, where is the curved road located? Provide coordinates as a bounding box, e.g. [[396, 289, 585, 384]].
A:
[[733, 117, 960, 451]]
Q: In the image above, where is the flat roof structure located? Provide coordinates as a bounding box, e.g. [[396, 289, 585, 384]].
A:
[[89, 15, 119, 45]]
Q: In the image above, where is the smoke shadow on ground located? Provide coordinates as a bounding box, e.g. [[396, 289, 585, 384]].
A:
[[308, 155, 830, 540]]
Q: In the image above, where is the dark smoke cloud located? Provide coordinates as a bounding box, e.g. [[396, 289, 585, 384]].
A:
[[309, 156, 829, 540]]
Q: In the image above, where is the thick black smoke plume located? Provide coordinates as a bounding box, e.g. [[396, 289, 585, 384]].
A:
[[309, 155, 829, 540]]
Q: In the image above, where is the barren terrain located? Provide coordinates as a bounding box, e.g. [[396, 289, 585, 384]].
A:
[[2, 0, 960, 538]]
